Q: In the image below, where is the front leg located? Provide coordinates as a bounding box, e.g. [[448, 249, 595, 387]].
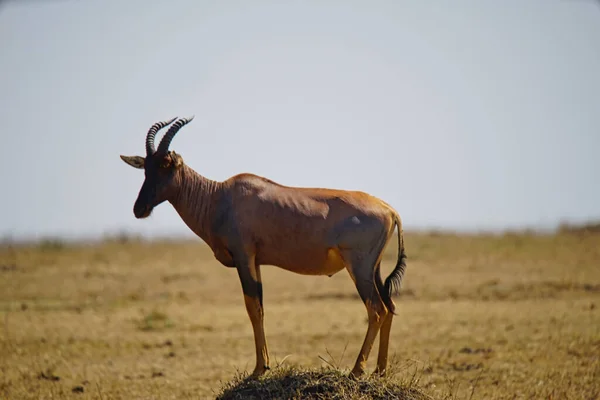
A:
[[236, 254, 270, 378]]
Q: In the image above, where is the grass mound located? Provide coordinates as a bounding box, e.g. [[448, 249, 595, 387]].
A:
[[215, 366, 432, 400]]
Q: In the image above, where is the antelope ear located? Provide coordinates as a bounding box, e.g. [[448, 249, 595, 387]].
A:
[[170, 151, 184, 168], [120, 155, 145, 169]]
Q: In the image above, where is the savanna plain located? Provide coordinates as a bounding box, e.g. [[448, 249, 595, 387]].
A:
[[1, 225, 599, 399]]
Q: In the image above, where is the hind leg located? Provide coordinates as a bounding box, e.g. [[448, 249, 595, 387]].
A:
[[373, 263, 395, 376], [331, 215, 395, 377], [345, 253, 389, 378], [374, 313, 393, 375]]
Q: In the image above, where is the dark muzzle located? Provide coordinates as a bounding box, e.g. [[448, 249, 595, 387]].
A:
[[133, 200, 152, 219]]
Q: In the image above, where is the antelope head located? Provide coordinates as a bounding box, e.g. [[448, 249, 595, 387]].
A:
[[120, 116, 194, 218]]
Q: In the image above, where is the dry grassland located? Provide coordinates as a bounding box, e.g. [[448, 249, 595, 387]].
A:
[[1, 228, 599, 399]]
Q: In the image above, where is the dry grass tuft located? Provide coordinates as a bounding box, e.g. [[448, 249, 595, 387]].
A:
[[216, 366, 431, 400]]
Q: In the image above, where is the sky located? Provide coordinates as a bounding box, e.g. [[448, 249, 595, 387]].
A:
[[1, 0, 599, 240]]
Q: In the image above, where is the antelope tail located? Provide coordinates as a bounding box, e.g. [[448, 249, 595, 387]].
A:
[[383, 214, 407, 313]]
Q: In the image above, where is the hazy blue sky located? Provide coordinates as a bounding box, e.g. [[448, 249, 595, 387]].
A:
[[1, 0, 599, 240]]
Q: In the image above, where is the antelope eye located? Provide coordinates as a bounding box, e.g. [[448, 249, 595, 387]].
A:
[[160, 157, 171, 168]]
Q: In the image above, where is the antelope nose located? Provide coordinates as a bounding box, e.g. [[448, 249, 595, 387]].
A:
[[133, 203, 151, 219]]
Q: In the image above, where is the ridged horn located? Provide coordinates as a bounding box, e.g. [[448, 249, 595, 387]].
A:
[[146, 117, 177, 156], [156, 116, 195, 155]]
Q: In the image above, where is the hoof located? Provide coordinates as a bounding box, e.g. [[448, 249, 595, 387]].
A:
[[372, 368, 386, 377], [348, 369, 365, 380], [248, 365, 270, 379]]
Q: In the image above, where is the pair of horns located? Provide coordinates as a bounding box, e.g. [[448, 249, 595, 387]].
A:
[[145, 116, 195, 156]]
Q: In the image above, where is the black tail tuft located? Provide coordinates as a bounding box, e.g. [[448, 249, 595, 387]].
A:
[[383, 216, 407, 314]]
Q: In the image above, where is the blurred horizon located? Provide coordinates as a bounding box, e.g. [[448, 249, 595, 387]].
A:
[[1, 0, 599, 241]]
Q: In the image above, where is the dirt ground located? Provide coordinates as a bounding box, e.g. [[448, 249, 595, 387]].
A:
[[1, 229, 599, 399]]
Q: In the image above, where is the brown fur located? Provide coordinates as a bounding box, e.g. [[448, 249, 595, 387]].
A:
[[121, 118, 407, 378]]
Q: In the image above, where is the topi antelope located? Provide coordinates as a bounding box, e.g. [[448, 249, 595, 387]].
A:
[[120, 117, 407, 378]]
